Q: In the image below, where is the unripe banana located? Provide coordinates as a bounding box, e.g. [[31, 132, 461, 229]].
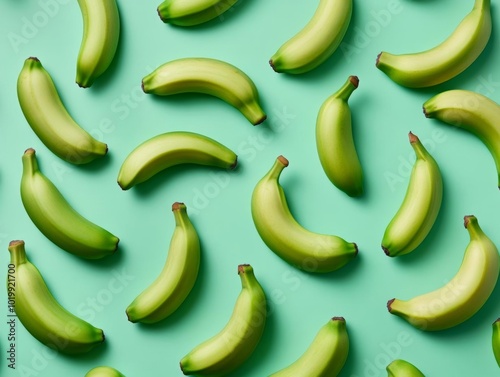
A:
[[126, 202, 200, 324], [494, 318, 500, 367], [7, 240, 104, 354], [381, 132, 442, 257], [268, 317, 349, 377], [158, 0, 239, 26], [85, 366, 125, 377], [180, 264, 266, 376], [251, 156, 358, 273], [117, 131, 237, 190], [316, 75, 363, 197], [388, 215, 499, 331], [76, 0, 120, 88], [142, 58, 266, 125], [423, 89, 500, 188], [17, 57, 107, 164], [21, 149, 119, 259], [386, 359, 425, 377], [376, 0, 491, 88], [269, 0, 352, 74]]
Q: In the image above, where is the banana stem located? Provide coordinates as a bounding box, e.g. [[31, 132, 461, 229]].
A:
[[409, 132, 428, 160], [8, 240, 28, 265], [334, 76, 359, 101], [22, 148, 40, 176], [464, 215, 484, 240], [238, 264, 256, 289], [172, 202, 189, 227], [266, 156, 288, 181]]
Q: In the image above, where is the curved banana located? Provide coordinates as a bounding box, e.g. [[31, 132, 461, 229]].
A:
[[85, 366, 125, 377], [117, 131, 237, 190], [388, 215, 500, 331], [158, 0, 239, 26], [142, 58, 266, 125], [376, 0, 491, 88], [251, 156, 358, 273], [269, 0, 352, 74], [423, 89, 500, 188], [387, 359, 425, 377], [268, 317, 349, 377], [17, 57, 107, 164], [21, 149, 119, 259], [493, 318, 500, 367], [180, 264, 266, 376], [126, 202, 200, 324], [8, 240, 104, 354], [316, 75, 363, 197], [381, 132, 442, 257], [76, 0, 120, 88]]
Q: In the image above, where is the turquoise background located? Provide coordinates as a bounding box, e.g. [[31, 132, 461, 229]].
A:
[[1, 0, 500, 375]]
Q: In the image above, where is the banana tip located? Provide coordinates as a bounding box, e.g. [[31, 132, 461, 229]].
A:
[[353, 243, 358, 256], [277, 155, 289, 167], [9, 240, 24, 247], [172, 202, 185, 211], [238, 264, 251, 274], [408, 132, 419, 144], [230, 156, 238, 170], [349, 76, 359, 88], [463, 215, 475, 228], [494, 318, 500, 324], [382, 245, 391, 257], [375, 52, 382, 67], [141, 80, 145, 93], [422, 106, 430, 118], [332, 316, 345, 322], [28, 56, 40, 62], [254, 114, 267, 125], [24, 148, 36, 155], [387, 298, 395, 312]]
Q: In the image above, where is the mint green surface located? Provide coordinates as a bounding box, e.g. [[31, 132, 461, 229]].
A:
[[1, 0, 500, 376]]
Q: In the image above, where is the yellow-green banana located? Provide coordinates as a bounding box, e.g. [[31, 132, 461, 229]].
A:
[[85, 366, 125, 377], [376, 0, 491, 88], [126, 202, 200, 324], [388, 215, 499, 331], [423, 89, 500, 188], [8, 240, 104, 354], [117, 131, 237, 190], [158, 0, 239, 26], [76, 0, 120, 88], [21, 149, 119, 259], [180, 264, 266, 376], [381, 132, 442, 257], [269, 0, 352, 74], [142, 58, 266, 125], [268, 317, 349, 377], [316, 75, 363, 197], [17, 57, 107, 164], [387, 359, 425, 377], [251, 156, 358, 273], [493, 318, 500, 367]]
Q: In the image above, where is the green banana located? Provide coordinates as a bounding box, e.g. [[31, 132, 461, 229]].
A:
[[158, 0, 239, 26], [423, 89, 500, 188], [180, 264, 266, 376], [388, 215, 499, 331], [21, 149, 119, 259], [493, 318, 500, 367], [76, 0, 120, 88], [387, 359, 425, 377], [269, 0, 352, 74], [268, 317, 349, 377], [126, 202, 200, 324], [376, 0, 491, 88], [142, 58, 266, 125], [17, 57, 107, 164], [381, 132, 442, 257], [316, 75, 363, 197], [251, 156, 358, 273], [7, 240, 104, 354], [117, 131, 237, 190], [85, 366, 125, 377]]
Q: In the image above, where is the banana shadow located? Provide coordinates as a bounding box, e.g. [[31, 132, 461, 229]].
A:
[[338, 323, 361, 377], [55, 336, 110, 364], [268, 0, 361, 85], [73, 149, 114, 175], [158, 0, 257, 32], [85, 4, 127, 93], [69, 238, 128, 272]]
